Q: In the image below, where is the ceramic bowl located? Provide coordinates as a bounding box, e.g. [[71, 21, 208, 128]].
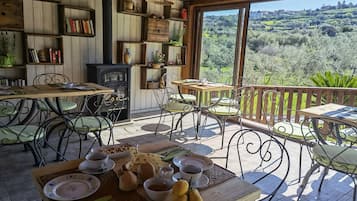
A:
[[84, 151, 109, 170], [143, 177, 174, 201]]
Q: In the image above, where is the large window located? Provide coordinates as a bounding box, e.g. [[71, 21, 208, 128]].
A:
[[199, 10, 239, 85], [244, 0, 357, 86], [192, 4, 249, 86]]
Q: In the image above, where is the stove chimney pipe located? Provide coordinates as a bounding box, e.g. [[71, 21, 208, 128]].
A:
[[102, 0, 112, 64]]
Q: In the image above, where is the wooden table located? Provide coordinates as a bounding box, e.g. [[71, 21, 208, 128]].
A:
[[0, 83, 114, 115], [32, 140, 261, 201], [0, 83, 114, 100], [299, 103, 357, 127], [172, 80, 233, 139]]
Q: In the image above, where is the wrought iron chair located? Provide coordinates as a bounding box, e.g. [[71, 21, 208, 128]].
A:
[[33, 73, 78, 118], [297, 117, 357, 200], [262, 90, 316, 183], [153, 86, 194, 141], [0, 98, 47, 165], [207, 86, 255, 149], [225, 128, 290, 200], [35, 93, 126, 163]]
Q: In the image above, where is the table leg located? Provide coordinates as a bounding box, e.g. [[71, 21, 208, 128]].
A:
[[196, 91, 203, 140]]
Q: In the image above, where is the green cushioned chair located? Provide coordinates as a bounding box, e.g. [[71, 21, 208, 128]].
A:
[[153, 84, 196, 141], [68, 116, 113, 133], [210, 97, 238, 106], [170, 94, 197, 103], [313, 144, 357, 174], [273, 121, 315, 141], [298, 117, 357, 200], [0, 105, 17, 117], [38, 100, 78, 112], [207, 87, 253, 149], [208, 105, 239, 116], [0, 125, 44, 145]]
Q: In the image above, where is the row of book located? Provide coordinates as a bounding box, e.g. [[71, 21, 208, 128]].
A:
[[28, 48, 62, 64], [65, 18, 94, 35], [0, 78, 26, 87]]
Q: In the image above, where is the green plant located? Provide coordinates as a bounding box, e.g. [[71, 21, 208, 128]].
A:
[[0, 32, 15, 57], [310, 71, 357, 104], [152, 50, 165, 64], [169, 25, 185, 46], [310, 71, 357, 88]]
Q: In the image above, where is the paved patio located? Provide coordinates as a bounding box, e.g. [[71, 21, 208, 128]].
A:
[[0, 111, 354, 201]]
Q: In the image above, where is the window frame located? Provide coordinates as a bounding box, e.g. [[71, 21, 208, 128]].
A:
[[190, 3, 250, 87]]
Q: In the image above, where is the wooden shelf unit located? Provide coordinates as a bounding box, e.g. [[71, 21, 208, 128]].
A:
[[162, 44, 186, 66], [140, 66, 167, 89], [117, 41, 147, 65], [118, 0, 148, 16], [33, 0, 61, 3], [58, 4, 96, 37], [24, 33, 63, 65]]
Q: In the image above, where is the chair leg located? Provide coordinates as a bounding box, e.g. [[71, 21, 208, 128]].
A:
[[297, 163, 320, 200], [221, 118, 226, 149], [318, 167, 329, 192], [298, 145, 303, 183], [24, 143, 39, 166], [180, 113, 183, 133], [155, 110, 164, 135], [169, 115, 175, 141], [352, 176, 357, 201]]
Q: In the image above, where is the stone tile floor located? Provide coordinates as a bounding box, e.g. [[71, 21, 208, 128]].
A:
[[0, 111, 354, 201]]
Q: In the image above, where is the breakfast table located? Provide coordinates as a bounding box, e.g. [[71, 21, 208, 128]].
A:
[[172, 80, 233, 139], [32, 140, 261, 201]]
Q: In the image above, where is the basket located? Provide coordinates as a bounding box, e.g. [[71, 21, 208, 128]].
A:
[[147, 81, 160, 89]]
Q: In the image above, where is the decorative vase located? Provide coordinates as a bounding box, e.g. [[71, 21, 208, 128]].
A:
[[123, 48, 132, 64], [125, 0, 134, 11], [0, 55, 15, 67], [180, 8, 188, 19], [152, 63, 161, 69]]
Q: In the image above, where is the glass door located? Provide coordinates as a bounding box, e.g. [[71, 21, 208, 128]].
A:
[[199, 10, 240, 85]]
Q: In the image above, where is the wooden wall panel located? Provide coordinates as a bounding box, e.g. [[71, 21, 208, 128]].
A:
[[23, 0, 103, 84]]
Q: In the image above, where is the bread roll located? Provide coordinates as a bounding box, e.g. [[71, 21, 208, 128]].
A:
[[119, 171, 138, 191], [139, 162, 156, 182]]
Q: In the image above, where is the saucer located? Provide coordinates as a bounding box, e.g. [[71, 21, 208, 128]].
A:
[[79, 159, 115, 175], [172, 172, 209, 188]]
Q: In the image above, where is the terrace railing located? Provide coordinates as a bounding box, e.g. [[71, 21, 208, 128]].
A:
[[239, 85, 357, 125]]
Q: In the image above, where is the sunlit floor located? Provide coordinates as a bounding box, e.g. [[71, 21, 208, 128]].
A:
[[0, 111, 354, 201]]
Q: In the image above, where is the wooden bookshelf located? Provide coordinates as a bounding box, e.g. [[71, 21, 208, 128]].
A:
[[117, 0, 148, 16], [24, 33, 63, 65], [58, 5, 96, 37]]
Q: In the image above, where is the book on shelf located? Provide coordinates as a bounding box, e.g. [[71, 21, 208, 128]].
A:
[[28, 48, 62, 64], [65, 18, 94, 35]]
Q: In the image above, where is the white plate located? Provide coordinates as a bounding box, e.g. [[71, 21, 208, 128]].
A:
[[78, 159, 115, 175], [173, 154, 214, 171], [172, 172, 209, 188], [43, 173, 100, 201]]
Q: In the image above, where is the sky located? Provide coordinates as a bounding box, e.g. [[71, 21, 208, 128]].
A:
[[205, 0, 357, 16]]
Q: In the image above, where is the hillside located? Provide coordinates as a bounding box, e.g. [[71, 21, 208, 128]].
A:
[[200, 2, 357, 86]]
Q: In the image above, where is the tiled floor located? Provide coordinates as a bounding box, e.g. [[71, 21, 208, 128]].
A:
[[0, 111, 354, 201]]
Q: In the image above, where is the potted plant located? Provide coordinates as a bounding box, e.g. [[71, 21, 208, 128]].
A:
[[169, 25, 185, 46], [0, 32, 16, 67], [152, 50, 165, 68]]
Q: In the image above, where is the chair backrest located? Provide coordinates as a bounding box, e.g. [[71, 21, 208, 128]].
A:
[[33, 73, 70, 85], [225, 128, 290, 201], [303, 116, 357, 146], [80, 93, 128, 119]]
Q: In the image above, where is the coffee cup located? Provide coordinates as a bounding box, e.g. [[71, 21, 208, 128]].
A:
[[179, 165, 202, 185], [85, 151, 108, 170]]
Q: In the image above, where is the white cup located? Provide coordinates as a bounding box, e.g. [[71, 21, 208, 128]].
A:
[[85, 151, 108, 170], [179, 165, 202, 185]]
